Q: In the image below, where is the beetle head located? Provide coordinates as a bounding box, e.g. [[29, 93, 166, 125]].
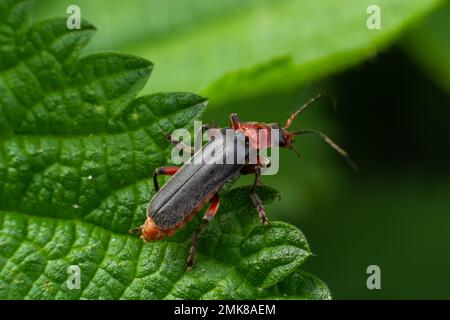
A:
[[276, 93, 358, 170]]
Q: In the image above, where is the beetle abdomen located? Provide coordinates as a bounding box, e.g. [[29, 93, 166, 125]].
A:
[[142, 190, 216, 240]]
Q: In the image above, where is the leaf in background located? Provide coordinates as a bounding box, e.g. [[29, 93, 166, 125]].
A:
[[33, 0, 443, 104], [262, 270, 331, 300], [0, 0, 327, 299], [402, 3, 450, 94]]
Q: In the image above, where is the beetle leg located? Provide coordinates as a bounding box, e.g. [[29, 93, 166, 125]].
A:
[[230, 113, 241, 130], [242, 156, 271, 172], [241, 164, 263, 188], [164, 134, 195, 156], [240, 165, 269, 225], [166, 122, 218, 156], [194, 123, 214, 151], [241, 155, 270, 186], [250, 167, 269, 225], [251, 193, 268, 225], [187, 194, 220, 271], [153, 166, 180, 192], [251, 166, 263, 190], [258, 156, 271, 168], [200, 122, 219, 132]]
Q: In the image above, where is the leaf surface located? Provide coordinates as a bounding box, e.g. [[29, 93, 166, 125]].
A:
[[32, 0, 442, 103], [0, 0, 328, 299], [402, 3, 450, 94]]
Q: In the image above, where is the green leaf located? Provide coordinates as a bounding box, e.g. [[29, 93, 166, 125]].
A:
[[262, 270, 332, 300], [0, 186, 314, 299], [32, 0, 443, 104], [0, 0, 328, 299], [402, 3, 450, 94]]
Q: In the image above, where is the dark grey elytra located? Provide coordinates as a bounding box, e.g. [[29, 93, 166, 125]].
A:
[[148, 129, 248, 229]]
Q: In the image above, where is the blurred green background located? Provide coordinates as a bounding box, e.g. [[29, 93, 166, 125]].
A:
[[32, 0, 450, 298]]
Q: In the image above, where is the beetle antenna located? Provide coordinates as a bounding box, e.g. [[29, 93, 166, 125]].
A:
[[293, 130, 358, 171], [289, 145, 302, 159], [285, 92, 336, 129]]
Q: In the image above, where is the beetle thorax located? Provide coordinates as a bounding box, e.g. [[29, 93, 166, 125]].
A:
[[239, 122, 274, 150]]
